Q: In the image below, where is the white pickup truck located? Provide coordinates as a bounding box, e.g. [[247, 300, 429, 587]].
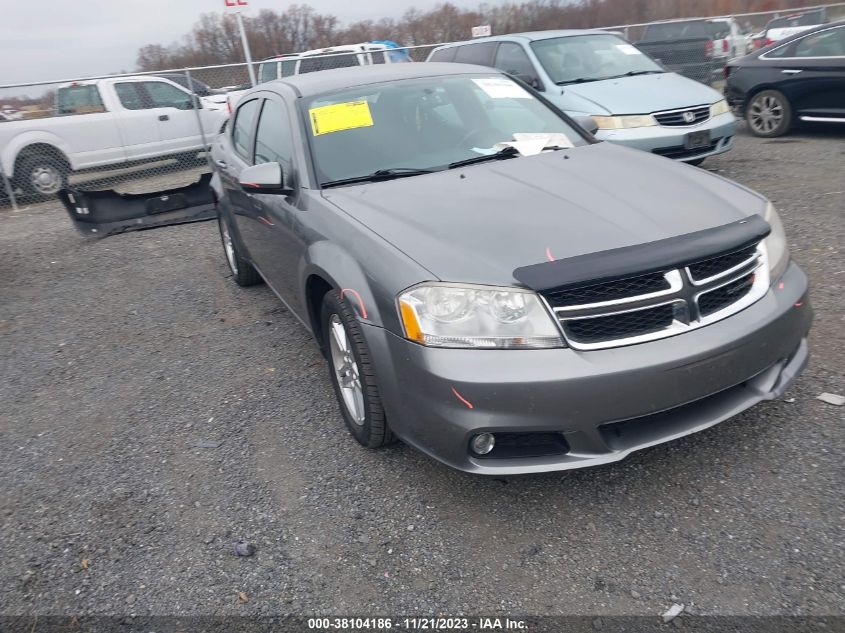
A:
[[0, 76, 228, 199]]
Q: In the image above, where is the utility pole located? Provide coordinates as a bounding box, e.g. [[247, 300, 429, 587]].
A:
[[224, 0, 257, 86]]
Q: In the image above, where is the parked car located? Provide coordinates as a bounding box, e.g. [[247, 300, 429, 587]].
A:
[[636, 19, 723, 83], [211, 63, 811, 475], [257, 42, 411, 83], [154, 72, 230, 112], [428, 30, 735, 165], [726, 21, 845, 137], [0, 77, 227, 199], [708, 17, 754, 58], [220, 42, 414, 113], [761, 8, 828, 47]]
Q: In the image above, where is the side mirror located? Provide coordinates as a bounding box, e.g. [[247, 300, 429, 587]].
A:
[[239, 162, 294, 195], [573, 115, 599, 136], [513, 73, 544, 91]]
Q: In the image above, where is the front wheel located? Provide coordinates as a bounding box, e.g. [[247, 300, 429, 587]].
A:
[[321, 290, 395, 448], [746, 90, 792, 138]]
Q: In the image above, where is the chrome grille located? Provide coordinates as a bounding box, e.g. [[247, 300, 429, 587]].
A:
[[653, 105, 710, 127], [688, 245, 758, 282], [697, 272, 755, 317], [545, 271, 670, 308], [564, 303, 676, 343], [542, 243, 767, 350]]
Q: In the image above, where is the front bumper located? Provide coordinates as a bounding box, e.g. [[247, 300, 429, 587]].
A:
[[365, 263, 811, 475], [596, 112, 737, 162]]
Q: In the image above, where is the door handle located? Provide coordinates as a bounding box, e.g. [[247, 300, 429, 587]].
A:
[[159, 114, 170, 121], [215, 159, 228, 169], [781, 69, 802, 74]]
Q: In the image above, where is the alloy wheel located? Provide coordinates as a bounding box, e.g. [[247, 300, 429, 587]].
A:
[[329, 314, 365, 425], [221, 222, 238, 275], [748, 94, 784, 135]]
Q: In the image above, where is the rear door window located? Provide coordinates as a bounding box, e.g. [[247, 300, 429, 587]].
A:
[[793, 26, 845, 57], [114, 83, 148, 111], [259, 62, 278, 83], [142, 81, 193, 110], [233, 98, 261, 161], [429, 47, 457, 62], [453, 42, 498, 66], [280, 60, 297, 77]]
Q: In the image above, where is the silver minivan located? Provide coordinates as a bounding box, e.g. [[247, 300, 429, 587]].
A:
[[429, 30, 736, 165]]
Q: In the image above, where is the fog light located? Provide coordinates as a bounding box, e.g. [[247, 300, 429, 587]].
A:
[[471, 433, 495, 455]]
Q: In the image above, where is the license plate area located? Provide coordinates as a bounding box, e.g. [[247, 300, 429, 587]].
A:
[[685, 130, 711, 150]]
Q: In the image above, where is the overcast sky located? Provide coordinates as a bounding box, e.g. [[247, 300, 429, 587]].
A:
[[0, 0, 488, 87]]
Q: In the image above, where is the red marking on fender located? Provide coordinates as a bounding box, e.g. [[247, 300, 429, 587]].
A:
[[258, 216, 274, 227], [451, 387, 474, 409], [778, 282, 785, 290], [340, 288, 368, 319], [794, 301, 803, 308], [545, 247, 555, 262]]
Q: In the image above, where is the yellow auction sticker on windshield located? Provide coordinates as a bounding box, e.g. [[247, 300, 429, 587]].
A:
[[309, 101, 374, 136]]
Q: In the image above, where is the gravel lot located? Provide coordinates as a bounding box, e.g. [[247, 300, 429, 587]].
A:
[[1, 127, 843, 619]]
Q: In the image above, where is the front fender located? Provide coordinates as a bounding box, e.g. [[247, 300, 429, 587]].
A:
[[2, 129, 74, 177], [301, 241, 390, 330]]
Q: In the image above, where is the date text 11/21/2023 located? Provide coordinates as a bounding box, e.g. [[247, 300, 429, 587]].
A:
[[306, 617, 529, 630]]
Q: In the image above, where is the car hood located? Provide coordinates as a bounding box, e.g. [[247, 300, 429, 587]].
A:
[[322, 143, 766, 287], [557, 72, 722, 115]]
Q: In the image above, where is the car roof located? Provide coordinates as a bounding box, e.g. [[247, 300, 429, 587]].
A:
[[258, 63, 501, 98], [432, 29, 616, 49]]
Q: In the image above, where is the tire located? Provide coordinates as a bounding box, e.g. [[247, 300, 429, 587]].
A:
[[16, 152, 69, 200], [321, 290, 395, 448], [218, 214, 262, 287], [686, 158, 706, 167], [745, 90, 792, 138]]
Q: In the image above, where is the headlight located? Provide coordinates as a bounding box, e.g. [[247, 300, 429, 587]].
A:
[[710, 99, 730, 117], [398, 283, 564, 349], [763, 202, 789, 281], [592, 114, 656, 130]]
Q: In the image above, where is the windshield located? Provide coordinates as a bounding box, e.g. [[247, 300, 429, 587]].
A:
[[531, 34, 663, 85], [303, 74, 587, 186], [299, 53, 360, 74], [640, 20, 713, 41]]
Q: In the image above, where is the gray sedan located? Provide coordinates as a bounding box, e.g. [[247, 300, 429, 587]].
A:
[[211, 63, 811, 475]]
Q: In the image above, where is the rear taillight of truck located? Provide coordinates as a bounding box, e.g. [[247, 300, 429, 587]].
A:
[[723, 39, 729, 52], [705, 40, 714, 58]]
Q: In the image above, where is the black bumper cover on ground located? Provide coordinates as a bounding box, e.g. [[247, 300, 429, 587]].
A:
[[58, 173, 217, 237]]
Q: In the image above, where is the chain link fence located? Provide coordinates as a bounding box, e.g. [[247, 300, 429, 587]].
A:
[[1, 2, 844, 210], [0, 46, 444, 212]]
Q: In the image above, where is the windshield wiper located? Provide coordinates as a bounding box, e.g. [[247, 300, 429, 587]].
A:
[[320, 167, 436, 189], [555, 77, 598, 85], [447, 145, 520, 169], [556, 70, 665, 86], [617, 70, 665, 77]]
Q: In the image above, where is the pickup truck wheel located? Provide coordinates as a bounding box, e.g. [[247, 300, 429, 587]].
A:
[[321, 290, 395, 449], [746, 90, 792, 138], [218, 214, 262, 286], [17, 153, 69, 200]]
